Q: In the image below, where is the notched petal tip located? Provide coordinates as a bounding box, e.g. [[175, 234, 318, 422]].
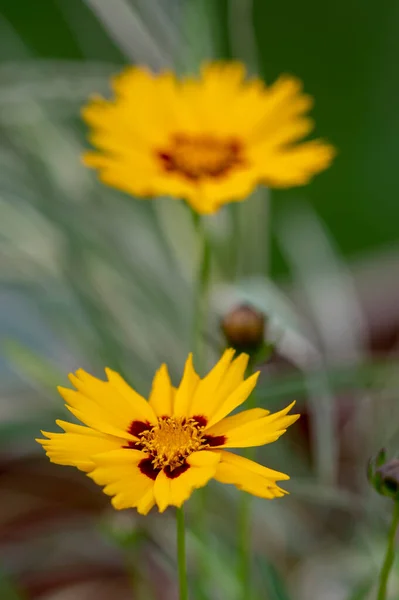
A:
[[57, 384, 70, 397], [67, 372, 80, 388], [152, 363, 170, 383], [74, 368, 90, 381], [104, 366, 118, 381]]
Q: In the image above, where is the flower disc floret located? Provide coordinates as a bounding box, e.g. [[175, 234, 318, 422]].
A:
[[138, 417, 208, 471], [157, 134, 243, 181]]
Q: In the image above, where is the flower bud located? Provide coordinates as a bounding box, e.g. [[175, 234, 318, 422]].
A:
[[368, 449, 399, 500], [221, 304, 266, 355]]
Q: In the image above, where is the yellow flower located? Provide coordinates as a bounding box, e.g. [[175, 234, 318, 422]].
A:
[[37, 350, 299, 514], [82, 62, 335, 214]]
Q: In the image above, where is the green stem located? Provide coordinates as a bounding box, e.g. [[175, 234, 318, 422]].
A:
[[238, 444, 256, 598], [191, 212, 211, 370], [238, 360, 257, 599], [377, 501, 399, 600], [176, 507, 189, 600], [238, 481, 252, 596], [191, 210, 212, 600]]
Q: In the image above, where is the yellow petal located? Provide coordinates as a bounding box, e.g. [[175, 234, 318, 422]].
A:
[[58, 368, 156, 440], [58, 387, 134, 440], [137, 487, 156, 515], [188, 349, 236, 420], [36, 424, 122, 472], [104, 368, 157, 423], [153, 470, 171, 513], [83, 69, 176, 146], [248, 75, 313, 141], [206, 371, 260, 428], [153, 451, 220, 512], [70, 370, 140, 429], [148, 364, 173, 417], [89, 450, 155, 511], [63, 403, 131, 440], [256, 140, 335, 187], [219, 401, 299, 448], [214, 451, 289, 498], [91, 448, 146, 466], [187, 449, 221, 468], [173, 353, 200, 417], [204, 407, 269, 438]]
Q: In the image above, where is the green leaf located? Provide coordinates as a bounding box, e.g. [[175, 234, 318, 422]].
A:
[[255, 556, 292, 600], [346, 576, 375, 600], [3, 339, 63, 390]]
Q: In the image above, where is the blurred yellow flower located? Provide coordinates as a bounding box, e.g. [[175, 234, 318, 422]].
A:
[[82, 62, 335, 214], [37, 350, 299, 514]]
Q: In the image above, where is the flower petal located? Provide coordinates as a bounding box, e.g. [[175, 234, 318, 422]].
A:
[[257, 140, 335, 187], [248, 75, 313, 142], [89, 449, 155, 512], [214, 451, 289, 498], [58, 368, 156, 439], [206, 371, 260, 428], [205, 407, 269, 439], [36, 421, 123, 471], [188, 349, 236, 420], [136, 487, 156, 515], [173, 353, 200, 417], [104, 368, 157, 423], [148, 364, 173, 417], [153, 451, 220, 512], [215, 401, 299, 448]]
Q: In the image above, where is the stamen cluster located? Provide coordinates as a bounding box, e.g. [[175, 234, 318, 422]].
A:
[[158, 134, 243, 181], [139, 417, 208, 471]]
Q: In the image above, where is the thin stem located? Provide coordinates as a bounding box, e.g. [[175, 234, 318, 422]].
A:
[[191, 210, 212, 600], [238, 360, 257, 599], [176, 507, 189, 600], [238, 478, 253, 596], [377, 501, 399, 600], [191, 212, 211, 371]]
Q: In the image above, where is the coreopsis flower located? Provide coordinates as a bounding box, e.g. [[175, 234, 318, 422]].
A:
[[37, 350, 299, 514], [82, 62, 334, 214]]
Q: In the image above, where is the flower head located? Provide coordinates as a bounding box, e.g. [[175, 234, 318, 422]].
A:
[[37, 350, 299, 514], [82, 62, 335, 214]]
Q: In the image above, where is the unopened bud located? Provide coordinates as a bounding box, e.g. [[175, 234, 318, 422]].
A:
[[368, 449, 399, 500], [221, 304, 266, 355]]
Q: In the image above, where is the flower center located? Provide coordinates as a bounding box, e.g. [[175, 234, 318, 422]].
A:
[[157, 133, 244, 181], [138, 417, 207, 471]]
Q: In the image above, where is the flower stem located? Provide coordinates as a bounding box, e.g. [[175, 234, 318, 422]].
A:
[[238, 360, 257, 599], [377, 501, 399, 600], [191, 210, 211, 599], [238, 479, 253, 596], [191, 212, 211, 370], [238, 416, 256, 599], [176, 506, 189, 600]]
